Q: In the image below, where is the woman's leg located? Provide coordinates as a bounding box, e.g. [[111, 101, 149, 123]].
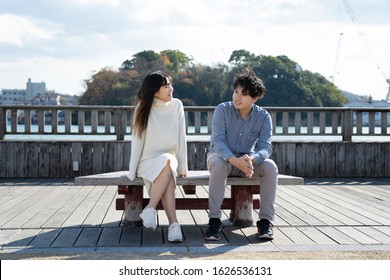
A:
[[148, 161, 178, 224]]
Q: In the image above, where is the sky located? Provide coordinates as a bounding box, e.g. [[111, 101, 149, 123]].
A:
[[1, 0, 390, 101]]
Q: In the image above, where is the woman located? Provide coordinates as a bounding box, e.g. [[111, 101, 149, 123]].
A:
[[128, 71, 188, 242]]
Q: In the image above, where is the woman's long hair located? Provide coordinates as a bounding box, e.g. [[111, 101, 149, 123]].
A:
[[133, 71, 172, 137]]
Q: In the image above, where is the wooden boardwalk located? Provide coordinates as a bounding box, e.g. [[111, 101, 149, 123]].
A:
[[1, 177, 390, 255]]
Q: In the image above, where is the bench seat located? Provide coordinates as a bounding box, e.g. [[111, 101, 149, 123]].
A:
[[75, 170, 303, 227]]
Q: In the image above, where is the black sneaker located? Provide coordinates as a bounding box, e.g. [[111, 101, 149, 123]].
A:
[[257, 219, 274, 240], [205, 218, 223, 241]]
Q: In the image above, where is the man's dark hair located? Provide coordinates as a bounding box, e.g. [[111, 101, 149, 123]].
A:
[[233, 69, 266, 99]]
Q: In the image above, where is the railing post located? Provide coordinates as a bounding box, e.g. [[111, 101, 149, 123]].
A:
[[342, 109, 353, 141], [0, 107, 5, 140], [116, 108, 125, 140]]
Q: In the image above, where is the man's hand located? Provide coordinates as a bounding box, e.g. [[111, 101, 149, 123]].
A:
[[228, 154, 254, 178]]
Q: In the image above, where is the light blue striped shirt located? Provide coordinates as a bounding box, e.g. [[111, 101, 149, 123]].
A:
[[209, 101, 273, 165]]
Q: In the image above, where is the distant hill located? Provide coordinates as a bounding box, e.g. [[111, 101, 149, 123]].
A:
[[342, 90, 369, 102]]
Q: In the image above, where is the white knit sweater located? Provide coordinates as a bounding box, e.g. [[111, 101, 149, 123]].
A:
[[128, 98, 188, 181]]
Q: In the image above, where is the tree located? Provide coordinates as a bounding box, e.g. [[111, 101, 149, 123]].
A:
[[161, 50, 192, 71], [79, 68, 139, 105], [120, 50, 167, 77], [79, 48, 348, 108]]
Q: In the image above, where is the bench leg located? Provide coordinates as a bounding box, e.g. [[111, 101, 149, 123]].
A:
[[231, 185, 254, 227], [122, 185, 143, 226]]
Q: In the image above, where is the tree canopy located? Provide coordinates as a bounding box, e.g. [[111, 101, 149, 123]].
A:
[[79, 49, 347, 107]]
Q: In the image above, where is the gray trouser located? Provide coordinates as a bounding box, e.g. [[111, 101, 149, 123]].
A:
[[207, 153, 278, 221]]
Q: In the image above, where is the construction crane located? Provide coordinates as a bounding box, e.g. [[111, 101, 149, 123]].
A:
[[341, 0, 390, 102], [331, 32, 344, 84]]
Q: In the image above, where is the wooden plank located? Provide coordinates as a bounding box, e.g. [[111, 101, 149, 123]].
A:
[[81, 141, 94, 176], [92, 142, 104, 174], [101, 189, 122, 227], [113, 142, 125, 172], [353, 226, 390, 244], [0, 229, 20, 246], [365, 143, 376, 177], [299, 227, 338, 245], [28, 228, 61, 248], [38, 142, 50, 177], [23, 186, 80, 228], [305, 144, 316, 177], [278, 227, 316, 245], [278, 186, 354, 225], [141, 227, 163, 246], [26, 142, 39, 177], [316, 185, 390, 214], [42, 185, 95, 228], [315, 226, 360, 245], [375, 143, 386, 177], [119, 227, 142, 246], [324, 143, 336, 177], [5, 142, 17, 177], [315, 143, 326, 177], [61, 185, 106, 227], [50, 228, 82, 247], [336, 226, 381, 244], [3, 229, 42, 247], [274, 194, 328, 226], [0, 142, 5, 177], [83, 186, 117, 226], [354, 143, 365, 177], [102, 142, 115, 173], [49, 142, 62, 178], [270, 227, 295, 246], [3, 186, 68, 228], [71, 142, 82, 177], [181, 226, 207, 246], [295, 143, 306, 177], [284, 143, 296, 175], [97, 227, 122, 246], [289, 185, 374, 225], [0, 186, 50, 226], [298, 185, 390, 225], [222, 226, 250, 246], [74, 227, 102, 247], [335, 142, 346, 177]]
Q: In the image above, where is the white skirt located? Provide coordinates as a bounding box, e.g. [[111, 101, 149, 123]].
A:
[[137, 153, 178, 193]]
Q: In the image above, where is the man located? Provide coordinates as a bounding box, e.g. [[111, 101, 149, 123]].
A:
[[205, 69, 278, 241]]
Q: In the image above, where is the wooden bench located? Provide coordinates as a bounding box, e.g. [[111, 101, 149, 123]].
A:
[[75, 170, 304, 227]]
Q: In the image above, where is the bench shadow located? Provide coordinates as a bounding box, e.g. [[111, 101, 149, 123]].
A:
[[1, 220, 275, 260]]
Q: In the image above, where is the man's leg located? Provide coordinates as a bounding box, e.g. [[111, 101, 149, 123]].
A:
[[253, 159, 278, 239], [253, 159, 278, 222], [207, 153, 230, 218]]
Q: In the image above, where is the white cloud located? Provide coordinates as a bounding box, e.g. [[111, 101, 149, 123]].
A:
[[0, 14, 56, 46]]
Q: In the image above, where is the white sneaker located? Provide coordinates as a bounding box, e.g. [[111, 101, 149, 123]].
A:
[[139, 207, 157, 230], [168, 222, 183, 242]]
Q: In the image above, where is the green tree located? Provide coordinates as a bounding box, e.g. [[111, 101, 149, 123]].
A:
[[161, 50, 192, 71], [79, 48, 348, 108]]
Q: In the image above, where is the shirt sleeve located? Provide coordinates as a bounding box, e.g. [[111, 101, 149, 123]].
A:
[[252, 112, 273, 165], [210, 104, 235, 161]]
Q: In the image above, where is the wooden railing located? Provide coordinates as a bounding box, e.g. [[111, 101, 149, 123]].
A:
[[1, 105, 390, 141]]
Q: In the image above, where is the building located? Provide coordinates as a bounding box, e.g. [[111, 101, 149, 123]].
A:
[[0, 78, 58, 105]]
